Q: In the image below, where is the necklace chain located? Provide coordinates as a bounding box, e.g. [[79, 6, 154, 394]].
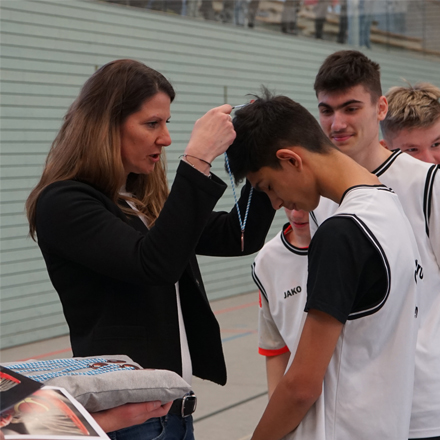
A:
[[224, 152, 253, 251]]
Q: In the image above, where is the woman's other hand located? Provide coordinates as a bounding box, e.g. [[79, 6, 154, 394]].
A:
[[184, 104, 236, 170], [91, 401, 172, 432]]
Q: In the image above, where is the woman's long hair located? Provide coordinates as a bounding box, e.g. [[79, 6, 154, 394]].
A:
[[26, 59, 175, 239]]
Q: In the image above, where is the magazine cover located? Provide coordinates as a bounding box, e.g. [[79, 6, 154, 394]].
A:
[[0, 386, 109, 440]]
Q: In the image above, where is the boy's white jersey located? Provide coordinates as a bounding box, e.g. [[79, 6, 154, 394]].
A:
[[252, 224, 326, 440], [320, 185, 419, 439], [312, 151, 440, 438], [253, 223, 308, 357], [254, 185, 420, 439]]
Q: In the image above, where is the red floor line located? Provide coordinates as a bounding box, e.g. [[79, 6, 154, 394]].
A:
[[221, 328, 258, 334], [213, 301, 259, 315], [19, 347, 72, 362], [17, 300, 259, 360]]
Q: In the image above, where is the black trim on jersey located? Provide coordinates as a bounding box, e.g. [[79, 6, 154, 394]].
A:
[[335, 213, 391, 320], [252, 262, 268, 302], [423, 164, 439, 237], [310, 211, 319, 229], [339, 184, 390, 205], [252, 225, 307, 302], [372, 149, 401, 177], [281, 223, 309, 255], [377, 186, 395, 193]]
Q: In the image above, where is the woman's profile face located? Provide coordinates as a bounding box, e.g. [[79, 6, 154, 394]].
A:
[[120, 92, 172, 176]]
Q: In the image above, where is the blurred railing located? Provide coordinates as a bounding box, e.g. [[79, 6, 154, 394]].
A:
[[103, 0, 440, 57]]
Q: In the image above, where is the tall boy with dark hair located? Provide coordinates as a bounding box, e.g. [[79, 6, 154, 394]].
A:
[[227, 92, 421, 439], [313, 50, 440, 440]]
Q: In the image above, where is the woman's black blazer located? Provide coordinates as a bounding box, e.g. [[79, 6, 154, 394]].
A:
[[35, 161, 275, 385]]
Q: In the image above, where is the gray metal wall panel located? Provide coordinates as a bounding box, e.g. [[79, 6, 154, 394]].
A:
[[1, 0, 439, 348]]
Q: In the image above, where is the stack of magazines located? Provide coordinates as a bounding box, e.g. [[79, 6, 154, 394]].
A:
[[0, 366, 109, 440]]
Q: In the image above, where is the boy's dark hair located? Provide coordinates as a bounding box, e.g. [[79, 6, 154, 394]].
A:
[[314, 50, 382, 102], [226, 89, 335, 183]]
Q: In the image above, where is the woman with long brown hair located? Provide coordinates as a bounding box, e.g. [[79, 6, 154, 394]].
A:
[[26, 59, 274, 439]]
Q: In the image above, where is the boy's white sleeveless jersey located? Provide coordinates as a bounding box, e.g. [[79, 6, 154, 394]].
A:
[[252, 225, 308, 357], [323, 185, 420, 439], [252, 226, 326, 440], [312, 151, 440, 437]]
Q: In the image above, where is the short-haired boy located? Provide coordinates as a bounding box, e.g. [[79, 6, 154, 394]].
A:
[[252, 209, 328, 438], [380, 82, 440, 164], [313, 50, 440, 440], [227, 92, 421, 439], [253, 209, 310, 397]]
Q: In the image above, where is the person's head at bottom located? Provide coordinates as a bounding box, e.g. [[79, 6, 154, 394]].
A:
[[284, 208, 311, 248]]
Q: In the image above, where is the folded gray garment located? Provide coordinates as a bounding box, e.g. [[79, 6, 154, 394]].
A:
[[2, 355, 191, 412]]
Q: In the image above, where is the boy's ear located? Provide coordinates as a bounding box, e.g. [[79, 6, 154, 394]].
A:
[[377, 96, 388, 122], [276, 148, 303, 170]]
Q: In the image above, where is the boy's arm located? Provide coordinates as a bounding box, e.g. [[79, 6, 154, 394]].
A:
[[266, 351, 290, 398], [251, 309, 343, 440]]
